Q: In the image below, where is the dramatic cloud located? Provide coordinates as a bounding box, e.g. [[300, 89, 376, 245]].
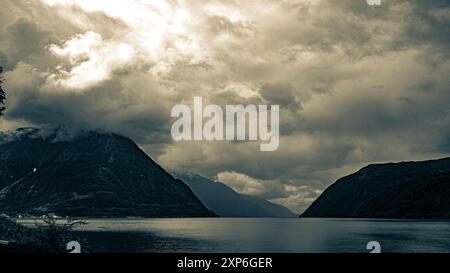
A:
[[48, 31, 135, 89], [1, 0, 449, 213]]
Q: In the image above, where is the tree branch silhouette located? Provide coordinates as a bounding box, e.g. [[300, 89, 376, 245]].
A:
[[0, 67, 6, 116]]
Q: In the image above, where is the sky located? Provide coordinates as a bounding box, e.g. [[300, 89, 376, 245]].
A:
[[0, 0, 450, 213]]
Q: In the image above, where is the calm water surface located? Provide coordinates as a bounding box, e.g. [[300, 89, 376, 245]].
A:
[[20, 218, 450, 253]]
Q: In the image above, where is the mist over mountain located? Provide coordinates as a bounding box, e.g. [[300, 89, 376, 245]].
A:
[[174, 172, 297, 218], [301, 158, 450, 219], [0, 128, 215, 217]]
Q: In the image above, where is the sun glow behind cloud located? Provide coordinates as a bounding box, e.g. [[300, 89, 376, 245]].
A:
[[42, 0, 207, 89], [48, 31, 134, 89]]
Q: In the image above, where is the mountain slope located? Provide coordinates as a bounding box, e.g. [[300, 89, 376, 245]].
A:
[[174, 173, 297, 218], [0, 128, 215, 217], [240, 194, 297, 218], [301, 157, 450, 219]]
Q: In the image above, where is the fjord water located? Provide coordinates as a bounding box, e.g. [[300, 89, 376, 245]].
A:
[[63, 218, 450, 253]]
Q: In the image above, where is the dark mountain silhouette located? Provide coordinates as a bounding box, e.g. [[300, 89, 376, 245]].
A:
[[0, 128, 215, 217], [301, 157, 450, 219], [174, 172, 297, 218]]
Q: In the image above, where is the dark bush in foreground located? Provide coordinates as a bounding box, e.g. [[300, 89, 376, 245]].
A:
[[0, 216, 85, 253]]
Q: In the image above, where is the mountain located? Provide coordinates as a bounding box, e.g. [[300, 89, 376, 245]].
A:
[[301, 157, 450, 219], [0, 128, 215, 217], [239, 194, 297, 218], [174, 172, 297, 218]]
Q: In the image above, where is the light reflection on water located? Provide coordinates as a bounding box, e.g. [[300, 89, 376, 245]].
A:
[[19, 218, 450, 253]]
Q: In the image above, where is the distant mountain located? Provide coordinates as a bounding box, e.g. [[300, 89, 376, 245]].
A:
[[301, 158, 450, 219], [174, 173, 297, 218], [0, 128, 215, 217]]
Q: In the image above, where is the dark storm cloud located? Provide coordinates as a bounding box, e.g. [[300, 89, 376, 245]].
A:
[[4, 63, 173, 146], [2, 18, 55, 70], [260, 83, 301, 110], [0, 0, 449, 213]]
